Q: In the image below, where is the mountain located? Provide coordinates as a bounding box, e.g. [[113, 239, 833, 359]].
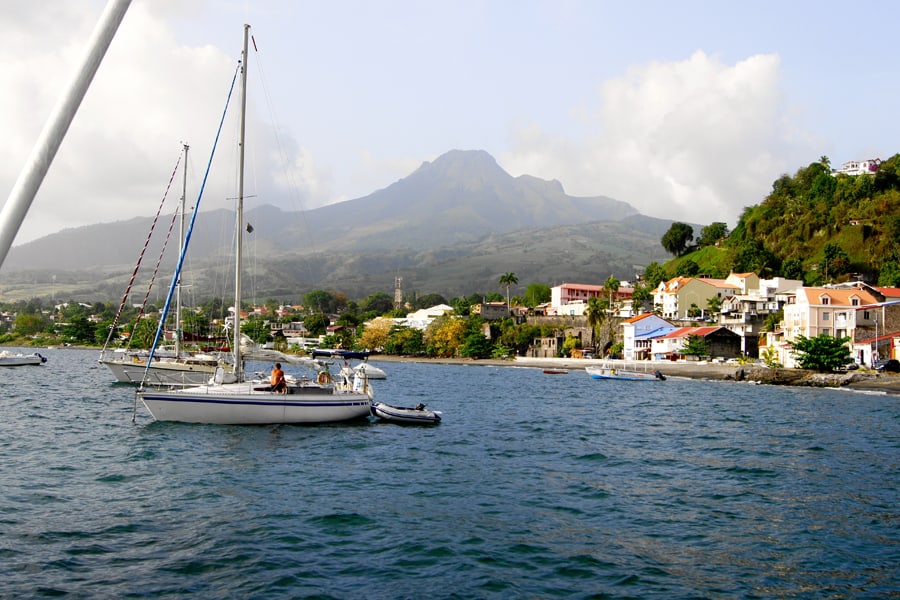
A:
[[0, 149, 674, 302]]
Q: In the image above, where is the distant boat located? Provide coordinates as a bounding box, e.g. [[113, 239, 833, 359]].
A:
[[543, 369, 568, 375], [98, 144, 228, 386], [0, 351, 47, 367], [586, 363, 665, 381]]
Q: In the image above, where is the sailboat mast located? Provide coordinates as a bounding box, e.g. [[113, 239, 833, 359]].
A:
[[233, 24, 250, 375], [175, 143, 188, 358]]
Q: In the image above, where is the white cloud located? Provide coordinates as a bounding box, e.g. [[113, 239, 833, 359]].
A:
[[0, 3, 314, 244], [502, 51, 821, 228]]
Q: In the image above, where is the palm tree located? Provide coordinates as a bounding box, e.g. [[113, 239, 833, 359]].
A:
[[585, 296, 606, 352], [498, 272, 518, 316], [604, 275, 620, 312]]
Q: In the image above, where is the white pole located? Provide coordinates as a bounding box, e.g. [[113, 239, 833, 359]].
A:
[[0, 0, 132, 268]]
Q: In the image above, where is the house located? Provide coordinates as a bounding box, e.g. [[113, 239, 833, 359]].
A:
[[849, 300, 900, 366], [832, 158, 880, 177], [779, 287, 880, 367], [654, 277, 741, 320], [530, 335, 564, 358], [472, 301, 510, 320], [621, 313, 677, 360], [549, 283, 604, 315], [718, 276, 803, 357], [652, 326, 741, 360], [398, 304, 455, 330], [549, 282, 632, 316]]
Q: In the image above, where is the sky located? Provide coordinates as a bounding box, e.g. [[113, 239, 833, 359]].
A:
[[1, 0, 898, 245]]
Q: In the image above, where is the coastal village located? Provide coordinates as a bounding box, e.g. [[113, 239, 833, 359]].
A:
[[3, 270, 898, 372]]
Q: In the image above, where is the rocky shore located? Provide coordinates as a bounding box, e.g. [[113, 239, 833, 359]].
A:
[[372, 355, 900, 395]]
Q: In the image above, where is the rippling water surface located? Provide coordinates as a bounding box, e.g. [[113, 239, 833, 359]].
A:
[[1, 348, 898, 598]]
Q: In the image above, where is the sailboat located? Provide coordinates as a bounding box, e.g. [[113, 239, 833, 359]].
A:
[[98, 144, 228, 386], [135, 24, 374, 425]]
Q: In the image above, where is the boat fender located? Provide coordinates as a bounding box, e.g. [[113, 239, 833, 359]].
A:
[[317, 371, 332, 385]]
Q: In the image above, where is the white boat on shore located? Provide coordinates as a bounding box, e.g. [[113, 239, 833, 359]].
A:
[[371, 402, 441, 425], [586, 363, 666, 381], [0, 351, 48, 366]]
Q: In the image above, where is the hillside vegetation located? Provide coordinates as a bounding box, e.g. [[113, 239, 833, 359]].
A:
[[669, 154, 900, 285]]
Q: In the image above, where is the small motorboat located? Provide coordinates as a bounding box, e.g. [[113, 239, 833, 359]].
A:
[[586, 363, 665, 381], [543, 369, 568, 375], [0, 351, 47, 366], [371, 402, 441, 425]]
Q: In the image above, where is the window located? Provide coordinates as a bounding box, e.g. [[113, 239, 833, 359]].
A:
[[851, 298, 860, 306], [822, 328, 831, 336], [864, 311, 871, 320], [821, 296, 830, 305], [823, 312, 830, 321]]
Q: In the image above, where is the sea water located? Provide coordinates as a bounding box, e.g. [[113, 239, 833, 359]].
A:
[[0, 348, 897, 598]]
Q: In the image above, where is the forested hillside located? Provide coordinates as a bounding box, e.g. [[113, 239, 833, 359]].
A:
[[668, 154, 900, 286]]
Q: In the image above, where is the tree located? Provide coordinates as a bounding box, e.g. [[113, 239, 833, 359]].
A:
[[425, 315, 466, 357], [697, 222, 729, 246], [303, 313, 330, 337], [240, 315, 270, 345], [415, 293, 447, 309], [687, 303, 702, 319], [303, 289, 336, 314], [359, 292, 394, 316], [705, 295, 722, 319], [383, 325, 424, 355], [584, 296, 606, 351], [630, 283, 653, 313], [130, 317, 158, 349], [820, 243, 850, 281], [62, 315, 96, 344], [681, 334, 709, 358], [781, 257, 804, 280], [461, 330, 493, 358], [498, 272, 518, 315], [791, 333, 853, 372], [761, 346, 783, 368], [603, 275, 620, 309], [13, 312, 49, 338], [524, 283, 551, 307], [763, 309, 783, 332], [661, 222, 694, 256], [358, 317, 394, 351], [878, 261, 900, 286], [675, 258, 700, 277], [642, 262, 668, 288]]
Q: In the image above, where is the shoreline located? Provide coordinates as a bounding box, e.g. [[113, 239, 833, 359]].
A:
[[371, 354, 900, 395]]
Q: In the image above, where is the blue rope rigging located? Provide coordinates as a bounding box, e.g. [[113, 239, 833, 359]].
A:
[[141, 63, 241, 384]]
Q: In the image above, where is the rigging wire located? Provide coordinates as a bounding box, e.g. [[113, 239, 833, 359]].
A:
[[100, 148, 182, 352]]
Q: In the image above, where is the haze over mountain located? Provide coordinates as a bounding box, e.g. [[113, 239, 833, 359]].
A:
[[1, 150, 676, 302]]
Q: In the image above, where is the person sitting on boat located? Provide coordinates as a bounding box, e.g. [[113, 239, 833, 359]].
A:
[[270, 362, 287, 394]]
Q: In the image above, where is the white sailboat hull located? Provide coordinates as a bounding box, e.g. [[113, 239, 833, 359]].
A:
[[101, 357, 218, 385], [138, 383, 372, 424]]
